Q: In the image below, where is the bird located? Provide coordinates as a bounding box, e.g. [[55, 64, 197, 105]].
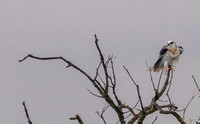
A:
[[153, 40, 183, 73]]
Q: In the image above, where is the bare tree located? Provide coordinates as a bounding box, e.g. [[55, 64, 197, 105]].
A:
[[19, 35, 199, 124]]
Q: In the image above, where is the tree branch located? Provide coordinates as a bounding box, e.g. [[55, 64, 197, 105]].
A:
[[145, 62, 158, 100], [151, 70, 171, 103], [192, 75, 200, 92], [96, 104, 109, 124], [123, 66, 144, 113], [70, 114, 84, 124], [152, 116, 158, 124], [22, 101, 33, 124], [19, 35, 125, 124], [94, 34, 109, 93], [110, 58, 122, 106], [19, 54, 105, 96], [119, 103, 136, 117], [158, 108, 186, 124]]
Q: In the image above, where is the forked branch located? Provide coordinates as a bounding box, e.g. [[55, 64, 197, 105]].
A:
[[19, 35, 125, 124], [95, 34, 109, 93], [123, 66, 144, 113]]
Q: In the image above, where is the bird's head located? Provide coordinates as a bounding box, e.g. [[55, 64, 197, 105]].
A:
[[167, 40, 177, 50]]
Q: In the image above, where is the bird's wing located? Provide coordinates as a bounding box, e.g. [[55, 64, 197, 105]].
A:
[[153, 45, 168, 72], [178, 46, 183, 54], [158, 45, 168, 59]]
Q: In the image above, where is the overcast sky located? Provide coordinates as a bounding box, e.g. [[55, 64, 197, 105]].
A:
[[0, 0, 200, 124]]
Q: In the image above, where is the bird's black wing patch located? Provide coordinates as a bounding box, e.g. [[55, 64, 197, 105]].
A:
[[159, 47, 168, 56]]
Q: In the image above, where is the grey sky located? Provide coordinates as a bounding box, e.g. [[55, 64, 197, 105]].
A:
[[0, 0, 200, 124]]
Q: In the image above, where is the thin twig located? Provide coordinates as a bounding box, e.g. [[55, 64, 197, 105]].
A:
[[110, 59, 122, 106], [145, 62, 157, 96], [96, 104, 109, 124], [119, 104, 136, 117], [192, 75, 200, 91], [123, 66, 144, 113], [94, 34, 109, 93], [19, 54, 105, 95], [155, 104, 186, 124], [70, 114, 84, 124], [87, 89, 103, 98], [152, 116, 158, 124], [182, 89, 199, 119], [167, 70, 174, 93], [94, 62, 102, 80], [166, 71, 174, 105], [111, 59, 116, 86], [22, 101, 32, 124], [152, 70, 171, 102]]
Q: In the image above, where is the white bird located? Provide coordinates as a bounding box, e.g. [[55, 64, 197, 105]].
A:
[[153, 41, 183, 72]]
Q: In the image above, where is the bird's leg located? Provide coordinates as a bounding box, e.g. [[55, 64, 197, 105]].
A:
[[166, 64, 173, 72], [166, 67, 171, 72]]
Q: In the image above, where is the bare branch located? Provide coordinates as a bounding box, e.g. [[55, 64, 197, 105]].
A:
[[19, 35, 125, 124], [155, 103, 186, 124], [182, 89, 199, 119], [167, 71, 174, 93], [87, 89, 103, 98], [192, 75, 200, 92], [152, 116, 158, 124], [166, 71, 174, 106], [145, 62, 158, 99], [96, 104, 109, 124], [151, 70, 171, 103], [119, 104, 136, 117], [123, 100, 139, 118], [70, 114, 84, 124], [19, 54, 105, 96], [109, 59, 122, 106], [22, 101, 33, 124], [110, 59, 116, 86], [97, 73, 106, 86], [94, 34, 109, 93], [93, 62, 105, 92], [175, 75, 200, 120], [94, 62, 102, 81], [123, 66, 144, 113]]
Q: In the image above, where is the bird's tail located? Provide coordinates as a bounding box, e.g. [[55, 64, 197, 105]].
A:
[[153, 58, 163, 72]]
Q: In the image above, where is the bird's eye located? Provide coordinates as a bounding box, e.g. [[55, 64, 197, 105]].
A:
[[170, 42, 173, 44]]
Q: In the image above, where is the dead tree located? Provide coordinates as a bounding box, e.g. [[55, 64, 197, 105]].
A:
[[19, 35, 199, 124]]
